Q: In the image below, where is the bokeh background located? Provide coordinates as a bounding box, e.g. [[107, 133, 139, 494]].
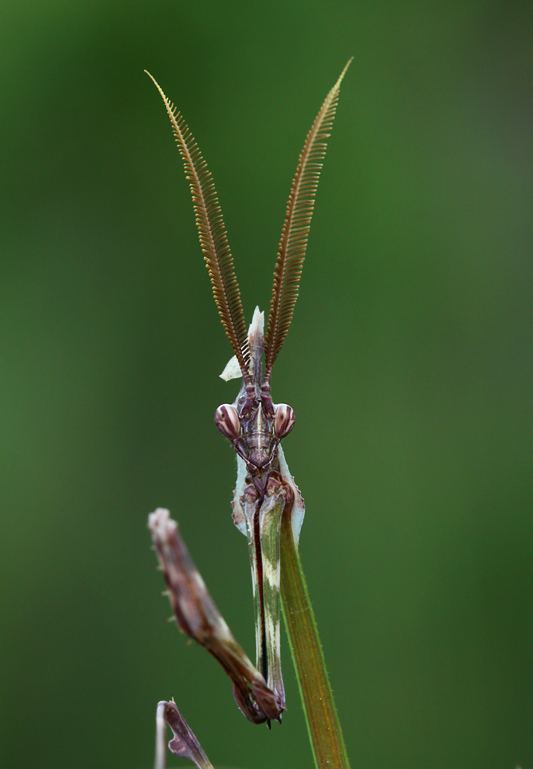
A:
[[1, 1, 531, 768]]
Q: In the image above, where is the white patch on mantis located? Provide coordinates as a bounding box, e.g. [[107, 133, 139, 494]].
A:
[[266, 615, 278, 648], [231, 455, 248, 535], [249, 563, 257, 598], [262, 556, 278, 585], [247, 306, 265, 349], [219, 354, 242, 381], [220, 306, 264, 381], [277, 444, 305, 544]]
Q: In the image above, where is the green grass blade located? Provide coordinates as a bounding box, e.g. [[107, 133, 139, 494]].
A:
[[280, 511, 351, 769]]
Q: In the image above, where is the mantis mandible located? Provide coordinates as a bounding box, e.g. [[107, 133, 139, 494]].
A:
[[146, 60, 351, 728]]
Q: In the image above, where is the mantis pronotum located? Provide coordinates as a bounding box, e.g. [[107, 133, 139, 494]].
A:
[[147, 60, 350, 741]]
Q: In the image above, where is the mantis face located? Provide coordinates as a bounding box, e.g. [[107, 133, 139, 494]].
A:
[[214, 397, 295, 477]]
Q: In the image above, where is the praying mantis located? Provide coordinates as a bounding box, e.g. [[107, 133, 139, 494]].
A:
[[146, 59, 351, 744]]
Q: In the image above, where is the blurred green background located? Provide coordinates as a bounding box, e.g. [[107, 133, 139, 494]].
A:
[[0, 1, 531, 767]]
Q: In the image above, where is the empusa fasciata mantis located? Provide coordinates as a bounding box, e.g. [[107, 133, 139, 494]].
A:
[[147, 60, 352, 767]]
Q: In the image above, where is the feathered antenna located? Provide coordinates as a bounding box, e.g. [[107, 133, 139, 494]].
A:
[[145, 70, 250, 378], [264, 59, 352, 380]]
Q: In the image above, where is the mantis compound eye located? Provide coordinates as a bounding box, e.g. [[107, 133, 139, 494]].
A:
[[214, 404, 241, 440], [274, 404, 295, 438]]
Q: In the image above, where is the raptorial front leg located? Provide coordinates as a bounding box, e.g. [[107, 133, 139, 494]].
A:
[[258, 479, 286, 714], [149, 508, 282, 725], [241, 477, 287, 718], [241, 486, 267, 685]]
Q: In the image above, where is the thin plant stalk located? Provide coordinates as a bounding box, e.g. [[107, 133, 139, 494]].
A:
[[281, 511, 351, 769]]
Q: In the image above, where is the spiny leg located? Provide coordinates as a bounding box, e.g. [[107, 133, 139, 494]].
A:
[[242, 478, 287, 716]]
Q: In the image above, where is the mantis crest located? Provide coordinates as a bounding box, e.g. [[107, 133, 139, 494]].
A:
[[146, 61, 351, 730]]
